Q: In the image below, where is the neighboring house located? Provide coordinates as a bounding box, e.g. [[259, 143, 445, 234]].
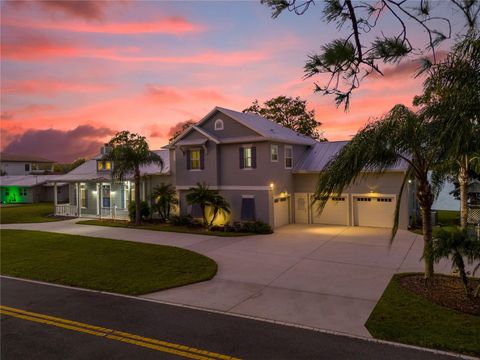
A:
[[51, 149, 171, 218], [53, 106, 414, 229], [0, 153, 55, 175], [0, 175, 68, 204]]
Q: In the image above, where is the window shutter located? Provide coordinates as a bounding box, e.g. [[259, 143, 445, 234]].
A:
[[200, 149, 205, 170], [85, 189, 88, 208], [186, 150, 191, 170], [251, 147, 257, 169], [239, 147, 244, 169]]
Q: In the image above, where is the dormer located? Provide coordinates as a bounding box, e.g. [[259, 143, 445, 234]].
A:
[[97, 160, 112, 172]]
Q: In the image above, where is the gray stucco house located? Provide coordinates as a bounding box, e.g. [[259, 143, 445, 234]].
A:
[[53, 106, 414, 229]]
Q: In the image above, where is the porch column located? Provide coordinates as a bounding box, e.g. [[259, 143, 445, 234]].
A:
[[99, 183, 103, 219], [53, 183, 58, 215], [96, 183, 100, 216], [76, 183, 80, 217]]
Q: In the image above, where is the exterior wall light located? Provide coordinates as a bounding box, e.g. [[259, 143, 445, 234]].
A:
[[269, 183, 274, 190]]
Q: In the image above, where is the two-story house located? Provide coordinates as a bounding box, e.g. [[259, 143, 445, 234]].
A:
[[53, 106, 414, 229]]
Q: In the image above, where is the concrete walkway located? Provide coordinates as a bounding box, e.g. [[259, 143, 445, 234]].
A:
[[1, 220, 451, 337]]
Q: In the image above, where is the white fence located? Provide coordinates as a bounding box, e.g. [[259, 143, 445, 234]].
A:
[[100, 207, 129, 221], [55, 204, 78, 217]]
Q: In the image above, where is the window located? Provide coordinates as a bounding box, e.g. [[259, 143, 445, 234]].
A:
[[284, 145, 293, 169], [214, 119, 224, 130], [80, 185, 87, 208], [25, 164, 30, 172], [102, 185, 111, 208], [124, 182, 134, 209], [97, 160, 112, 171], [239, 146, 256, 169], [271, 145, 278, 162], [241, 196, 255, 221], [20, 188, 27, 196], [189, 149, 201, 170]]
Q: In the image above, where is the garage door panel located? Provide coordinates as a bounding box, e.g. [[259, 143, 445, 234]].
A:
[[274, 197, 290, 228], [354, 196, 395, 228], [311, 196, 349, 226]]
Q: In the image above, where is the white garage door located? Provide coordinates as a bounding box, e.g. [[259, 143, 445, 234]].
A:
[[311, 195, 349, 225], [353, 196, 396, 228], [274, 196, 290, 228]]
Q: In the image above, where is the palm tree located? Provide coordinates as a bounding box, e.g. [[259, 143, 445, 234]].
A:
[[151, 183, 178, 221], [415, 32, 480, 228], [431, 228, 480, 296], [102, 131, 163, 226], [186, 182, 216, 226], [314, 105, 443, 279], [208, 194, 231, 227]]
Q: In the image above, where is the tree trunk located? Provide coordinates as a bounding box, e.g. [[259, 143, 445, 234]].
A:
[[417, 178, 434, 279], [134, 169, 141, 226], [458, 162, 469, 229], [455, 253, 471, 297]]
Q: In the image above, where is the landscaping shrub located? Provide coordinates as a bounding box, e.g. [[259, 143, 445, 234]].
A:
[[128, 201, 150, 221], [240, 221, 273, 234], [169, 214, 194, 226]]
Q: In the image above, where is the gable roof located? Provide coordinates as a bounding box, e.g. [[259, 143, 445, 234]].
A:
[[0, 153, 54, 163], [170, 125, 220, 146], [0, 175, 61, 187], [50, 149, 170, 182], [172, 106, 317, 146], [294, 141, 408, 173]]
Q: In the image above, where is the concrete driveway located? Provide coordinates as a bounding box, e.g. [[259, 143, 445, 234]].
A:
[[2, 221, 448, 337]]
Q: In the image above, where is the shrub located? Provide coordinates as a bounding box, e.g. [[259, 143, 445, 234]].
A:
[[169, 215, 194, 226], [241, 221, 273, 234], [128, 201, 150, 221]]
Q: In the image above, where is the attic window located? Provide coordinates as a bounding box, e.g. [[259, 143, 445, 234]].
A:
[[214, 119, 224, 131]]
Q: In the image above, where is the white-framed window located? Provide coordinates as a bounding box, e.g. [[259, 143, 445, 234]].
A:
[[20, 188, 27, 196], [190, 149, 201, 170], [243, 147, 252, 168], [80, 185, 87, 208], [285, 145, 293, 169], [214, 119, 224, 130], [124, 181, 134, 209], [97, 160, 112, 171], [271, 145, 278, 162]]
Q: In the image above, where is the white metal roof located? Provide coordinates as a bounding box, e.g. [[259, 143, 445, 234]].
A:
[[0, 175, 63, 187], [51, 149, 170, 182], [293, 141, 408, 173]]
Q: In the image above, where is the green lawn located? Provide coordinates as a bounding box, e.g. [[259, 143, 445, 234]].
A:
[[411, 210, 459, 235], [366, 274, 480, 356], [0, 229, 217, 295], [76, 219, 255, 237], [0, 203, 60, 224]]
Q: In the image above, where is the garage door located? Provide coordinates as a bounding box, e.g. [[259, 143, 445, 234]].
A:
[[274, 196, 290, 228], [311, 195, 349, 225], [353, 196, 395, 228]]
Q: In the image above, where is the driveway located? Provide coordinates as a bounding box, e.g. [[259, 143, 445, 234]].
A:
[[2, 221, 448, 337]]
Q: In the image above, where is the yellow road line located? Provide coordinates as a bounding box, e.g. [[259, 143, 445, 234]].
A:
[[1, 305, 240, 360]]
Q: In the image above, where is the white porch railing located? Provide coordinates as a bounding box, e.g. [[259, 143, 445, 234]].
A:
[[100, 207, 129, 221], [468, 207, 480, 225], [55, 204, 78, 217]]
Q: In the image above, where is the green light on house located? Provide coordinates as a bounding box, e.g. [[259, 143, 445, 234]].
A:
[[1, 186, 23, 204]]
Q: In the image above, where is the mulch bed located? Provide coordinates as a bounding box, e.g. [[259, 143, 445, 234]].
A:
[[398, 274, 480, 316]]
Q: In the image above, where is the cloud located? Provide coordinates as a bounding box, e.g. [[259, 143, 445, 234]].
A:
[[145, 85, 228, 104], [2, 125, 115, 162], [374, 51, 449, 79], [38, 0, 106, 20], [2, 79, 112, 95], [167, 120, 196, 139], [4, 16, 205, 35]]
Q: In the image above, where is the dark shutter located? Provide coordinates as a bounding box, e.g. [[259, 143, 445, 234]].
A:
[[200, 149, 205, 170], [186, 150, 191, 170], [251, 147, 257, 169], [239, 147, 244, 169], [241, 198, 255, 221]]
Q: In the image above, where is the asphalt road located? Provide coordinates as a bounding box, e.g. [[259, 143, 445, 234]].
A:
[[1, 277, 462, 360]]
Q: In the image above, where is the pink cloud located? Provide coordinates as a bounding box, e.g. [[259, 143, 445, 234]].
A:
[[2, 79, 113, 95], [4, 16, 205, 35]]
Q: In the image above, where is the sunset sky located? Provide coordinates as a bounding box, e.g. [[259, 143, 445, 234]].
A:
[[0, 0, 467, 162]]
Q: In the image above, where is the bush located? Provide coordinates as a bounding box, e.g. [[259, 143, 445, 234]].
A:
[[128, 201, 150, 221], [240, 221, 273, 234], [169, 215, 194, 226]]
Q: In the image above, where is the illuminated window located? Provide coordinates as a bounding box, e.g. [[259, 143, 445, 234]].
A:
[[285, 146, 293, 169], [190, 150, 201, 170], [271, 145, 278, 162], [244, 147, 252, 168], [97, 161, 112, 171], [80, 185, 87, 208]]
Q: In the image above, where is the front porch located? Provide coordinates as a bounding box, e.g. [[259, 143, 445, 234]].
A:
[[53, 181, 135, 221]]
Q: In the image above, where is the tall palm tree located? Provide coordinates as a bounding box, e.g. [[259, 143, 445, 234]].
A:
[[186, 182, 217, 226], [415, 31, 480, 228], [208, 194, 231, 227], [314, 105, 443, 278], [151, 183, 178, 221], [102, 131, 163, 226]]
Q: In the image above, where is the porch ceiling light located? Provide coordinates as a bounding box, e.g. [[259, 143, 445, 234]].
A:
[[269, 183, 274, 189]]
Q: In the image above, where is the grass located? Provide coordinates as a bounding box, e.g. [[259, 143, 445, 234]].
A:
[[76, 219, 255, 237], [0, 203, 61, 224], [411, 209, 459, 235], [0, 229, 217, 295], [365, 273, 480, 356]]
